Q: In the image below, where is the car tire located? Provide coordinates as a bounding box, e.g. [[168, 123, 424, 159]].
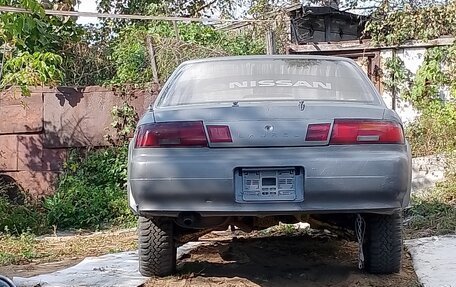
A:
[[138, 216, 176, 277], [363, 212, 402, 274], [0, 276, 16, 287]]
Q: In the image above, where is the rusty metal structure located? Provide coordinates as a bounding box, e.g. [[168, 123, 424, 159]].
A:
[[288, 5, 368, 44]]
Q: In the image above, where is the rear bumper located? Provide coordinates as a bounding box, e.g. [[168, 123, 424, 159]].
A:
[[128, 144, 412, 217]]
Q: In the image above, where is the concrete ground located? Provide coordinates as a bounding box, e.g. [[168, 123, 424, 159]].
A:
[[405, 235, 456, 287], [13, 242, 209, 287]]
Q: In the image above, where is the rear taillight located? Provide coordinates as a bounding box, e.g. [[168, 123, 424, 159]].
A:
[[135, 121, 208, 148], [330, 120, 404, 144], [206, 125, 232, 143], [306, 123, 331, 141]]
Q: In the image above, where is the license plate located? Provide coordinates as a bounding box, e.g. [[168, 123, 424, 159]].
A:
[[241, 168, 298, 201]]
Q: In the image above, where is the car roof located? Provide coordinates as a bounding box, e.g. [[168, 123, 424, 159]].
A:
[[181, 55, 357, 65]]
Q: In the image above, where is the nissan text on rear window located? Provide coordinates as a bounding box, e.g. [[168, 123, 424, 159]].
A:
[[157, 59, 376, 107]]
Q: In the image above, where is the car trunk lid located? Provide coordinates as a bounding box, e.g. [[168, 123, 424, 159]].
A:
[[152, 102, 385, 147]]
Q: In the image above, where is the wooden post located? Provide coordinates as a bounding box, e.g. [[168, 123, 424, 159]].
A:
[[391, 49, 397, 111], [146, 36, 159, 84], [173, 20, 180, 40], [266, 29, 276, 55]]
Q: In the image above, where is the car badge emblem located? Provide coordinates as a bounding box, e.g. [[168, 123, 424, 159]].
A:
[[299, 100, 306, 111], [265, 125, 274, 132]]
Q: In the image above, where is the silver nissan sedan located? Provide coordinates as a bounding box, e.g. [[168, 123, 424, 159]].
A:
[[127, 55, 412, 277]]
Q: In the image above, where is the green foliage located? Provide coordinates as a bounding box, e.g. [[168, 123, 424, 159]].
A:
[[0, 0, 268, 88], [408, 154, 456, 237], [0, 51, 63, 95], [382, 45, 456, 156], [0, 0, 80, 92], [108, 20, 264, 84], [409, 174, 456, 237], [107, 101, 139, 145], [0, 181, 47, 235], [365, 2, 456, 45], [0, 0, 47, 51], [44, 147, 135, 230], [0, 232, 39, 265], [0, 0, 81, 53], [407, 47, 448, 109], [382, 55, 412, 95], [406, 104, 456, 156], [97, 0, 243, 18], [0, 118, 135, 234], [110, 27, 151, 84], [60, 25, 116, 86], [0, 198, 46, 235], [150, 21, 264, 80], [403, 46, 456, 156]]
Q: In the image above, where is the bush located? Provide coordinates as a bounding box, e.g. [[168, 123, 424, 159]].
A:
[[0, 181, 47, 235], [109, 22, 265, 85], [407, 104, 456, 157], [44, 146, 135, 230], [397, 45, 456, 157]]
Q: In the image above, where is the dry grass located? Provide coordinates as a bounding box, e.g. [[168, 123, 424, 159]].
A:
[[0, 229, 137, 266], [406, 153, 456, 238], [407, 175, 456, 238]]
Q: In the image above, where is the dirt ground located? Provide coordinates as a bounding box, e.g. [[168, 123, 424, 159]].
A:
[[0, 258, 82, 278], [0, 229, 137, 278], [146, 230, 420, 287], [0, 228, 420, 287]]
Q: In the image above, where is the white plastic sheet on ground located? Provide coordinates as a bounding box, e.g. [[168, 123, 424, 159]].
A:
[[405, 235, 456, 287], [13, 242, 206, 287]]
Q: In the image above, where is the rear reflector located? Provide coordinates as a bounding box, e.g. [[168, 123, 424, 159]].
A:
[[306, 123, 331, 141], [135, 121, 208, 148], [330, 120, 404, 144], [207, 125, 232, 143]]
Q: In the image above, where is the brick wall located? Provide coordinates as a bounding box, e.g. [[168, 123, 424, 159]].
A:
[[0, 86, 158, 197]]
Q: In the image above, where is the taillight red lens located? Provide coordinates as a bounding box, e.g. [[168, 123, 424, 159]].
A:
[[330, 120, 404, 145], [306, 123, 331, 141], [207, 125, 232, 143], [135, 121, 208, 148]]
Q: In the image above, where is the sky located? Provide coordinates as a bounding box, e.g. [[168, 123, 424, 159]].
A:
[[73, 0, 371, 26], [75, 0, 98, 25]]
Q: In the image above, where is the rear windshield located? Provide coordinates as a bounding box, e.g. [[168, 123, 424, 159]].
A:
[[157, 58, 375, 107]]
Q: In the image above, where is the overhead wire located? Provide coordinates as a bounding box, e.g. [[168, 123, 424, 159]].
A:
[[0, 5, 273, 23]]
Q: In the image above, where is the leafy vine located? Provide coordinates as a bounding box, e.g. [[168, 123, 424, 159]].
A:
[[383, 45, 456, 156], [382, 54, 412, 97], [0, 52, 63, 96], [365, 2, 456, 45]]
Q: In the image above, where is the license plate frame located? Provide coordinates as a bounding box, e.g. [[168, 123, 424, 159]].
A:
[[234, 167, 304, 202]]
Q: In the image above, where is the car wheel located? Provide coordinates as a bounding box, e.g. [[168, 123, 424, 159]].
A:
[[138, 216, 176, 277], [363, 212, 402, 274], [0, 276, 15, 287]]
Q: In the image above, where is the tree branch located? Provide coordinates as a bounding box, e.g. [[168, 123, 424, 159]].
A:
[[341, 5, 380, 11], [193, 0, 217, 16]]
